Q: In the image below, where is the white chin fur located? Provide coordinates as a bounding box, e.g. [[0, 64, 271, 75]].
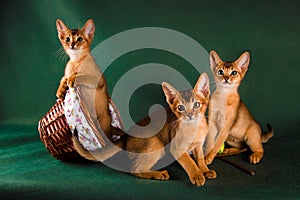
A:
[[68, 49, 81, 54], [67, 49, 84, 60], [221, 82, 237, 88], [182, 119, 196, 123]]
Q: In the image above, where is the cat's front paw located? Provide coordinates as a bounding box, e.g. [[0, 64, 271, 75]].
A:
[[156, 170, 170, 180], [56, 88, 66, 99], [56, 77, 68, 99], [189, 172, 205, 187], [205, 152, 215, 165], [67, 75, 76, 88], [204, 170, 217, 179], [249, 152, 263, 164]]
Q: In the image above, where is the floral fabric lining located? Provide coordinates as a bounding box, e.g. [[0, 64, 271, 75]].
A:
[[64, 88, 122, 151]]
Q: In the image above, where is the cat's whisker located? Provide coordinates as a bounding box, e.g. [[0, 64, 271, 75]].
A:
[[209, 81, 217, 86], [53, 48, 68, 62], [238, 82, 248, 89], [169, 118, 180, 130], [209, 80, 217, 85], [53, 47, 63, 56], [209, 80, 218, 90]]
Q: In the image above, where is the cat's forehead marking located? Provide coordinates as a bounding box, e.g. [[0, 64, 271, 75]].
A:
[[180, 90, 194, 103], [223, 62, 233, 69], [71, 29, 79, 35]]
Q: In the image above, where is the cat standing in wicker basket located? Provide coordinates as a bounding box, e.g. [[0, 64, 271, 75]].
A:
[[55, 19, 125, 159]]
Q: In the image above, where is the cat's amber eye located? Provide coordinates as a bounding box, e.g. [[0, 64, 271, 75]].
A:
[[177, 105, 185, 112], [217, 69, 224, 76], [231, 70, 238, 76], [193, 102, 201, 109], [65, 37, 70, 42], [77, 37, 83, 42]]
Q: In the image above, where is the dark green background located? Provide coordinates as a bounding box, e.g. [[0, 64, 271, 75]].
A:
[[1, 0, 299, 199], [1, 0, 299, 132]]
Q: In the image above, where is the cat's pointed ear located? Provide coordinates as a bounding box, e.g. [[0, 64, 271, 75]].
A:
[[194, 73, 210, 98], [210, 50, 223, 72], [235, 52, 250, 73], [82, 19, 95, 39], [56, 19, 68, 39], [162, 82, 179, 105]]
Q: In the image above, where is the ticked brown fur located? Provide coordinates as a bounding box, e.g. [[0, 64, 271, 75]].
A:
[[205, 50, 274, 165], [126, 73, 216, 186], [55, 19, 124, 151], [72, 73, 216, 186]]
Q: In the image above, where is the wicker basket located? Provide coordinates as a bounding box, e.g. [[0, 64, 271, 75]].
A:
[[38, 99, 82, 161]]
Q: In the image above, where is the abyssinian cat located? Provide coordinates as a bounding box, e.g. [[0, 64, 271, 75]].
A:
[[73, 73, 216, 186], [205, 50, 274, 165], [55, 19, 125, 155]]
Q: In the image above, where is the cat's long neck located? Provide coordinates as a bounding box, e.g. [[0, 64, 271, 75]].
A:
[[65, 52, 92, 78], [213, 84, 241, 105]]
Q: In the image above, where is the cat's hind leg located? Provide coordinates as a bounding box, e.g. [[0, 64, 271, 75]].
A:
[[133, 171, 170, 180], [222, 147, 243, 155], [244, 123, 264, 164], [130, 149, 169, 180]]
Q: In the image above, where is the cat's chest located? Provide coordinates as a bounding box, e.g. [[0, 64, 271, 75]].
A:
[[64, 62, 81, 77], [175, 120, 208, 143], [210, 89, 240, 111], [65, 55, 102, 78], [170, 120, 207, 153]]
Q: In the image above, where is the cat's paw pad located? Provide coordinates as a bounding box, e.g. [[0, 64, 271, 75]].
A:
[[204, 170, 217, 179], [249, 152, 263, 164], [189, 172, 205, 187], [157, 170, 170, 180]]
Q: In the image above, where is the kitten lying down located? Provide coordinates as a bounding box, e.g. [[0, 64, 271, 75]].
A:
[[73, 73, 216, 186]]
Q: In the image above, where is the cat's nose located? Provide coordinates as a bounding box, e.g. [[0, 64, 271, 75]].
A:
[[224, 77, 229, 83], [71, 43, 75, 49], [187, 113, 193, 120]]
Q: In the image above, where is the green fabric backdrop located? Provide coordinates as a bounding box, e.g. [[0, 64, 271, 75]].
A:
[[1, 0, 299, 199], [1, 0, 299, 132]]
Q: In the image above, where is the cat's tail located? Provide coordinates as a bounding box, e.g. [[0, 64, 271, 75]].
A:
[[72, 130, 125, 162], [261, 123, 274, 143]]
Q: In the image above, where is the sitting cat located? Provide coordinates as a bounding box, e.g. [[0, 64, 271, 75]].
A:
[[55, 19, 125, 156], [73, 73, 216, 186], [205, 50, 274, 165]]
